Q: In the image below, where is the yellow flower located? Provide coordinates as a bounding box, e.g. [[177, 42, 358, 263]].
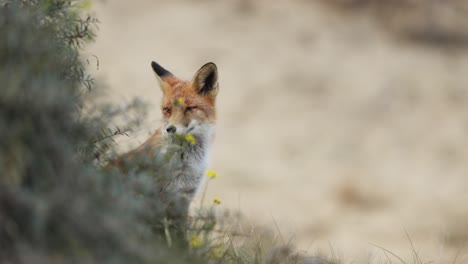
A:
[[78, 0, 92, 10], [185, 134, 196, 145], [213, 197, 221, 205], [212, 243, 224, 259], [176, 97, 185, 105], [206, 170, 217, 179], [189, 235, 203, 248]]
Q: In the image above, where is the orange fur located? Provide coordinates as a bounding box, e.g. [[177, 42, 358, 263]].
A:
[[109, 62, 218, 193]]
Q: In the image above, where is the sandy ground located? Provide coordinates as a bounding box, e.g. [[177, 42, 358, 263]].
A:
[[86, 0, 468, 261]]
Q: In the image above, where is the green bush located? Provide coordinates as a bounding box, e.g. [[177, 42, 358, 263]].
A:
[[0, 1, 332, 263], [0, 1, 195, 262]]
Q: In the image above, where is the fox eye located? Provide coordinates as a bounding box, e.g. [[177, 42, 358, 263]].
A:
[[162, 107, 171, 114], [185, 106, 196, 112]]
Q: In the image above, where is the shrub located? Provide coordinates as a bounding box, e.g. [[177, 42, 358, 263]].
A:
[[0, 1, 328, 263], [0, 1, 197, 262]]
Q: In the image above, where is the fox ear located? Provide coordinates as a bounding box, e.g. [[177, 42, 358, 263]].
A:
[[151, 61, 172, 79], [192, 62, 218, 97], [151, 61, 172, 92]]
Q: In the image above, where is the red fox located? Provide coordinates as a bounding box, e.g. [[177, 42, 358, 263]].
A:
[[111, 61, 219, 206]]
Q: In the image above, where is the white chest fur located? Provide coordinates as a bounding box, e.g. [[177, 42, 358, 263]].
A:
[[161, 127, 214, 200]]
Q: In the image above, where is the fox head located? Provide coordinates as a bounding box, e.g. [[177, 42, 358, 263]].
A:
[[151, 61, 218, 144]]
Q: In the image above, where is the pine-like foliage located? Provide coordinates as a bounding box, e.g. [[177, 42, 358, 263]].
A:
[[0, 1, 201, 263]]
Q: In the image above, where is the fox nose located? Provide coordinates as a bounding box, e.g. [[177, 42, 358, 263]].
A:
[[166, 125, 176, 134]]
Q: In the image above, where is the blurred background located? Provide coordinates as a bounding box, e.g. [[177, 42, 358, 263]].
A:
[[86, 0, 468, 261]]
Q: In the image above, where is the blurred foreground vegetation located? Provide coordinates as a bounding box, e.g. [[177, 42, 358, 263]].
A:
[[0, 1, 316, 263]]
